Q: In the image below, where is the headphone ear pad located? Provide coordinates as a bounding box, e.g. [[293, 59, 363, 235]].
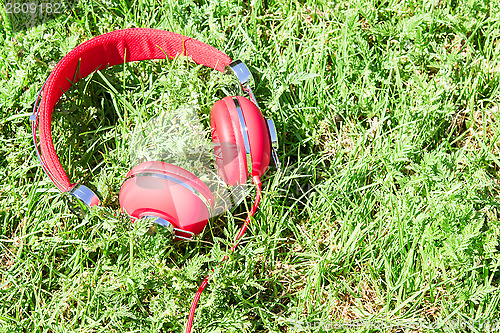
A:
[[211, 96, 271, 186], [119, 161, 214, 235], [235, 96, 271, 177], [211, 97, 248, 186]]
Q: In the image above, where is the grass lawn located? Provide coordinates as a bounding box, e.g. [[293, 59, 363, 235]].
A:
[[1, 0, 500, 332]]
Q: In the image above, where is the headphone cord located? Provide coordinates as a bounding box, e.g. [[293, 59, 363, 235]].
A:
[[184, 175, 262, 333]]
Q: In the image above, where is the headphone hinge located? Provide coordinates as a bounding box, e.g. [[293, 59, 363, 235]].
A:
[[65, 184, 100, 218], [265, 118, 281, 169]]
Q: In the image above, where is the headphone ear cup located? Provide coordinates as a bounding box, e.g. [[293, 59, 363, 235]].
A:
[[211, 96, 271, 186], [119, 161, 214, 235]]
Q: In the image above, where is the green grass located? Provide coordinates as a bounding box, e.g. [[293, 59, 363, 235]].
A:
[[2, 0, 500, 332]]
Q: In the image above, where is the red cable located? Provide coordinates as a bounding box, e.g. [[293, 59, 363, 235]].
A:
[[184, 175, 262, 333]]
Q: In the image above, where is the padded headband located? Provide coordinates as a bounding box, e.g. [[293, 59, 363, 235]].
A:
[[36, 28, 232, 191]]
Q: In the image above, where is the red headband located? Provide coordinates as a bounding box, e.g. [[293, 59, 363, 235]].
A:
[[35, 28, 232, 191]]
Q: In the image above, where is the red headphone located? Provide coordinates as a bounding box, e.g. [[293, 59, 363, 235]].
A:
[[30, 28, 279, 330]]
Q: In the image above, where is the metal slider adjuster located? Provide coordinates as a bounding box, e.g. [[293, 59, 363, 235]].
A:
[[226, 60, 260, 109], [65, 184, 99, 218], [226, 60, 281, 170]]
